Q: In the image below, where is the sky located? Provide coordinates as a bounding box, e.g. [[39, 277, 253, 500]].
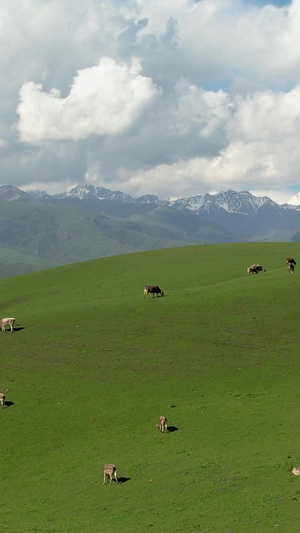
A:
[[1, 0, 300, 204]]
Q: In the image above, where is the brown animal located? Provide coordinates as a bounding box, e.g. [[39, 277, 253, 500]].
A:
[[144, 285, 164, 299], [247, 265, 257, 275], [286, 258, 296, 265], [103, 464, 118, 485], [291, 467, 300, 475], [0, 388, 8, 409], [0, 318, 15, 332], [247, 264, 265, 275], [287, 262, 295, 273], [156, 416, 168, 432]]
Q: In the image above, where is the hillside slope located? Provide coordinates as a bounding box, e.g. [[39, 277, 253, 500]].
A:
[[127, 204, 240, 243], [1, 242, 300, 532], [0, 191, 240, 278]]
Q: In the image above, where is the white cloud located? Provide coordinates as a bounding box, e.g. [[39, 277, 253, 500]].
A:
[[83, 82, 300, 201], [17, 58, 159, 143], [131, 0, 300, 88], [251, 189, 294, 206], [21, 180, 75, 196], [289, 191, 300, 205], [0, 0, 299, 203]]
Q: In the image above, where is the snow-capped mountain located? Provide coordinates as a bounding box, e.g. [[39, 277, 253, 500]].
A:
[[55, 184, 136, 204], [49, 183, 164, 206], [170, 190, 280, 215], [32, 184, 286, 215], [28, 183, 300, 242]]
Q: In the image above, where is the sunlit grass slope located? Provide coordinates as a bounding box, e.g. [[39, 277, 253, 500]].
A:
[[1, 242, 300, 532]]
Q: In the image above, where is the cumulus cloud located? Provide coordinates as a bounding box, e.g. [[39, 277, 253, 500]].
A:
[[130, 0, 300, 90], [109, 83, 300, 201], [1, 0, 300, 204], [289, 191, 300, 205], [17, 58, 159, 143]]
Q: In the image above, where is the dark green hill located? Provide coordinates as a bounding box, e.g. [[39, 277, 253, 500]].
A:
[[0, 195, 241, 278], [127, 204, 240, 242]]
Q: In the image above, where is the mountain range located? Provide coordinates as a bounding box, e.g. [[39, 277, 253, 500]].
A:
[[0, 183, 300, 278]]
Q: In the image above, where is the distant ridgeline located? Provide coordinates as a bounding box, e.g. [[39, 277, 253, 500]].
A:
[[0, 184, 300, 278]]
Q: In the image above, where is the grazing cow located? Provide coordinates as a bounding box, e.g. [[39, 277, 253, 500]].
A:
[[156, 416, 168, 433], [254, 264, 265, 272], [286, 258, 296, 274], [0, 317, 15, 332], [144, 285, 164, 299], [247, 265, 258, 275], [247, 264, 266, 275], [0, 388, 8, 409], [292, 467, 300, 475], [103, 464, 118, 485]]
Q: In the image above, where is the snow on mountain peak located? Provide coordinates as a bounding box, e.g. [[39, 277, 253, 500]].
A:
[[27, 183, 288, 216], [170, 190, 276, 214]]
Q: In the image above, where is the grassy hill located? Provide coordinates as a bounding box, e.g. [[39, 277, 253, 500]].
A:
[[0, 242, 58, 278], [0, 199, 193, 278], [1, 242, 300, 532], [0, 197, 240, 278], [127, 204, 239, 243]]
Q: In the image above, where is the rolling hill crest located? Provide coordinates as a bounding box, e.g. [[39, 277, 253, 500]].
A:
[[1, 183, 300, 278]]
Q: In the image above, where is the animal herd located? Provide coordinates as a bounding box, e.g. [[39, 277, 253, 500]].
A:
[[103, 416, 168, 484], [102, 413, 300, 481], [247, 258, 297, 275], [144, 258, 297, 303], [1, 253, 299, 486]]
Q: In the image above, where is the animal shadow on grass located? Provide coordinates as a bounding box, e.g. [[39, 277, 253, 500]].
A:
[[167, 426, 178, 433], [13, 326, 25, 332], [4, 401, 14, 408], [118, 477, 131, 484]]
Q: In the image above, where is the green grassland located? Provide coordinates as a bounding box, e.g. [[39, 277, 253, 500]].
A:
[[1, 242, 300, 532]]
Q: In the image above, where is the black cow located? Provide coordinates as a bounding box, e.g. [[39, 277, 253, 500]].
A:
[[286, 258, 296, 265], [287, 262, 295, 273], [144, 285, 164, 298]]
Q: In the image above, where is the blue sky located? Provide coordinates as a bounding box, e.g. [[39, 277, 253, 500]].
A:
[[256, 1, 290, 5], [2, 0, 300, 204]]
